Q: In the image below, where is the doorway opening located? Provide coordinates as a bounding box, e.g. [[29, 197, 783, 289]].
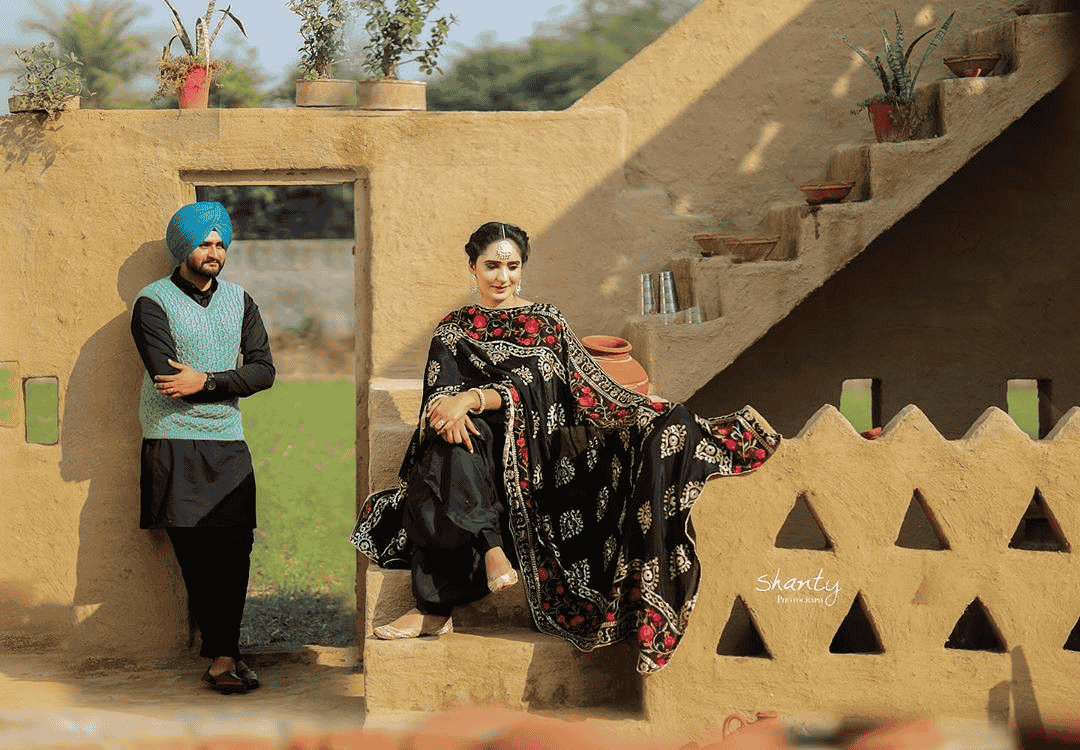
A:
[[196, 182, 358, 649]]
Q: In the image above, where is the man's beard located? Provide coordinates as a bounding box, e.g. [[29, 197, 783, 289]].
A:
[[186, 255, 224, 280]]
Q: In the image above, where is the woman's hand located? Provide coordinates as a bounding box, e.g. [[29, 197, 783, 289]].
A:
[[428, 392, 481, 452]]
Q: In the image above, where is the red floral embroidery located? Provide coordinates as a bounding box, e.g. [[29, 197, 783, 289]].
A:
[[473, 314, 488, 328], [639, 624, 655, 643], [524, 318, 540, 334]]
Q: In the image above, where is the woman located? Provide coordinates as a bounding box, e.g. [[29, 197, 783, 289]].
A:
[[351, 221, 780, 673]]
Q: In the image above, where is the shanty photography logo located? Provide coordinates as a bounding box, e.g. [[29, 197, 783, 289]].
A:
[[755, 568, 840, 606]]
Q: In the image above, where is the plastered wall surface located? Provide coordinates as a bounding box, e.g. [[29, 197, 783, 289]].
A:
[[645, 405, 1080, 733], [0, 0, 1075, 690]]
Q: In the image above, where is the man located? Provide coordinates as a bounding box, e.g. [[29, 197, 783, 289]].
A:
[[130, 201, 274, 694]]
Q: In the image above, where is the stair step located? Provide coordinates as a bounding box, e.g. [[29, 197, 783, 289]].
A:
[[363, 566, 643, 714], [363, 627, 642, 713], [366, 566, 534, 633]]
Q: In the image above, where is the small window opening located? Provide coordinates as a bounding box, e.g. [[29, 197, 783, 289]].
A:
[[945, 598, 1006, 652], [717, 596, 771, 658], [895, 489, 950, 550], [775, 492, 833, 550], [829, 592, 883, 654], [0, 362, 17, 427], [24, 376, 59, 445], [1009, 489, 1069, 552], [1007, 379, 1053, 439], [840, 378, 881, 437]]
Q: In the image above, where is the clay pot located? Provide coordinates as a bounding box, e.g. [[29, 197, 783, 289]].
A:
[[693, 234, 780, 262], [356, 79, 426, 110], [798, 180, 855, 205], [581, 335, 650, 394], [867, 100, 910, 142], [177, 65, 211, 109], [296, 78, 358, 108], [944, 53, 1002, 77]]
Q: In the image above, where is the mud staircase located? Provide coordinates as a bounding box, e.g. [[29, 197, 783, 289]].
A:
[[626, 12, 1078, 403]]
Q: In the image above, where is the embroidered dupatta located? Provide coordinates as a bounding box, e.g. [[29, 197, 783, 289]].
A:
[[352, 303, 780, 673]]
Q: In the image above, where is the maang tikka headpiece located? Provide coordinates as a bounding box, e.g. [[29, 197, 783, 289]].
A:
[[495, 224, 514, 260]]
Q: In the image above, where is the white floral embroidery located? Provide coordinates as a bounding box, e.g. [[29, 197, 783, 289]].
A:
[[604, 536, 617, 565], [670, 545, 693, 579], [637, 503, 652, 533], [513, 365, 534, 385], [537, 356, 557, 381], [637, 410, 658, 429], [611, 460, 622, 486], [662, 487, 678, 518], [469, 354, 486, 371], [659, 424, 687, 458], [547, 403, 565, 434], [569, 560, 590, 586], [618, 429, 632, 451], [596, 486, 610, 521], [586, 442, 599, 470], [555, 456, 575, 487], [561, 509, 583, 539], [680, 482, 704, 510], [436, 325, 466, 348], [694, 438, 733, 471], [426, 360, 441, 386], [533, 464, 543, 488]]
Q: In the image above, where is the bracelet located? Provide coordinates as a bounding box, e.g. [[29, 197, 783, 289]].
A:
[[467, 387, 486, 415]]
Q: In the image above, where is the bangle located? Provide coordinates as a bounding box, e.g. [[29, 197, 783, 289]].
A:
[[467, 387, 486, 415]]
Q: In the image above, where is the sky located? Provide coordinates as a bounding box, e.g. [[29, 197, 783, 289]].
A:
[[3, 0, 580, 111]]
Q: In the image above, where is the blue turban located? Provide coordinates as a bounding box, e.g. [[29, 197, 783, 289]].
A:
[[165, 202, 234, 263]]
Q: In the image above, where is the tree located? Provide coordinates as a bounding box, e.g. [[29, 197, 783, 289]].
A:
[[428, 0, 693, 112], [19, 0, 154, 109]]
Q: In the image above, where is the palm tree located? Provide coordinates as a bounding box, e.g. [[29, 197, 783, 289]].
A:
[[20, 0, 154, 108]]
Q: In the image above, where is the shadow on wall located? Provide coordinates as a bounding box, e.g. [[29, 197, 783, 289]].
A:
[[60, 241, 190, 664]]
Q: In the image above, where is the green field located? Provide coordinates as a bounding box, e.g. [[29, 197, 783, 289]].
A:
[[239, 379, 358, 647]]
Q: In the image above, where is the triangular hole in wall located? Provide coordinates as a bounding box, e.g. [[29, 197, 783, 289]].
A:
[[829, 592, 883, 654], [1064, 617, 1080, 652], [895, 489, 949, 550], [1009, 489, 1070, 552], [1062, 618, 1080, 648], [716, 596, 771, 658], [775, 492, 832, 550], [945, 598, 1007, 652]]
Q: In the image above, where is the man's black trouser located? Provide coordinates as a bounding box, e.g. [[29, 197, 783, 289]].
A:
[[166, 527, 254, 659]]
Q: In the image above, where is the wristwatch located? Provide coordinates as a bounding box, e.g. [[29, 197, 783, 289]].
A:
[[204, 372, 217, 391]]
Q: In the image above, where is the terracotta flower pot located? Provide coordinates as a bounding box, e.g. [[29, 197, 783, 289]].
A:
[[356, 79, 426, 111], [177, 65, 211, 109], [867, 100, 910, 143], [944, 53, 1002, 77], [693, 234, 780, 262], [798, 180, 855, 205], [581, 335, 650, 394], [296, 78, 358, 108]]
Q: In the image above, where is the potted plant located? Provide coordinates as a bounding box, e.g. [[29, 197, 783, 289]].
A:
[[838, 10, 955, 142], [353, 0, 456, 110], [156, 0, 246, 109], [289, 0, 357, 107], [8, 42, 84, 118]]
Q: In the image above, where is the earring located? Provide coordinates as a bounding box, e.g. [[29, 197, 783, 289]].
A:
[[516, 280, 522, 295], [470, 275, 477, 291]]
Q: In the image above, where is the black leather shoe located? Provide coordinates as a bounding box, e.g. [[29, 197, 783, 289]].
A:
[[201, 667, 248, 694], [234, 660, 259, 690]]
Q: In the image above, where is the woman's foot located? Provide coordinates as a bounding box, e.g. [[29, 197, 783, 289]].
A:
[[373, 609, 453, 640], [486, 546, 519, 593]]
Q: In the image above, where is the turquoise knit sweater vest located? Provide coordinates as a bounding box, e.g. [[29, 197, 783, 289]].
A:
[[137, 277, 245, 440]]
